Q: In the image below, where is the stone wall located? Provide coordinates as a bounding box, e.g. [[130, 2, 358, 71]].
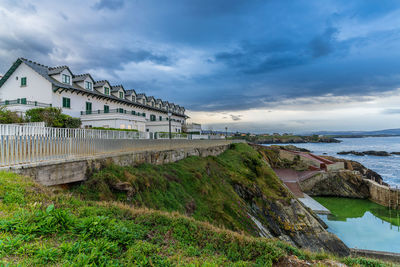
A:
[[366, 179, 400, 209], [3, 140, 242, 186], [278, 150, 320, 168]]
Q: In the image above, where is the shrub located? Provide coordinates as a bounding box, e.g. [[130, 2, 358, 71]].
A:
[[0, 106, 23, 124], [25, 107, 81, 128]]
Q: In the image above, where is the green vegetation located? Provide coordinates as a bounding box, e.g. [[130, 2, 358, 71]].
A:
[[316, 197, 400, 226], [73, 143, 289, 235], [25, 107, 81, 128], [0, 144, 392, 266], [0, 172, 388, 266], [0, 106, 23, 124], [92, 127, 139, 132]]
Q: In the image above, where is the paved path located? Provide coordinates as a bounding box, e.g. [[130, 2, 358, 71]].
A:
[[298, 194, 330, 214]]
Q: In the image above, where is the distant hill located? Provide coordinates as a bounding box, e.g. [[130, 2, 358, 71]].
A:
[[311, 128, 400, 137]]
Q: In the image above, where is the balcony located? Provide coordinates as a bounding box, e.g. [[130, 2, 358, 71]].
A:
[[0, 98, 52, 115], [0, 98, 52, 108], [80, 108, 146, 117]]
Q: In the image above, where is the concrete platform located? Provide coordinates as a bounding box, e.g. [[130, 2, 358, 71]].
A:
[[298, 194, 330, 214]]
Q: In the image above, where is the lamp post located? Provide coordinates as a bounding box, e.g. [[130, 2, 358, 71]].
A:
[[168, 111, 172, 139], [225, 127, 228, 140]]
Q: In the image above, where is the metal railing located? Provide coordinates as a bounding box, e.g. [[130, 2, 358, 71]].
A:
[[155, 132, 188, 139], [80, 108, 146, 117], [0, 99, 52, 108], [0, 124, 148, 167]]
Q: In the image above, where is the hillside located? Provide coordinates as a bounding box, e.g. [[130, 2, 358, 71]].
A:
[[73, 143, 349, 256], [0, 170, 389, 266]]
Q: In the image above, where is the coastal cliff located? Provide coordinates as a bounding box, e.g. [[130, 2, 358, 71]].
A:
[[74, 143, 349, 256]]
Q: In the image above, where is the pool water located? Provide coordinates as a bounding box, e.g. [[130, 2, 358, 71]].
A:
[[315, 197, 400, 253]]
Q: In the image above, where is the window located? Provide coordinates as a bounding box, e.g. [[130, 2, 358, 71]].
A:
[[85, 81, 92, 90], [159, 116, 162, 121], [85, 102, 92, 114], [132, 96, 136, 102], [62, 97, 71, 108], [104, 87, 110, 95], [151, 102, 154, 107], [120, 124, 126, 129], [104, 105, 109, 113], [62, 74, 70, 84], [119, 91, 124, 99], [20, 77, 27, 87], [150, 115, 156, 121]]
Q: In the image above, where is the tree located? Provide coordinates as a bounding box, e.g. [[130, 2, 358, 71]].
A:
[[0, 106, 23, 124]]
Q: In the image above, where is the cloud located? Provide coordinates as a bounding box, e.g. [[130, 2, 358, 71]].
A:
[[230, 114, 242, 121], [382, 108, 400, 114], [92, 0, 125, 10], [2, 0, 400, 132]]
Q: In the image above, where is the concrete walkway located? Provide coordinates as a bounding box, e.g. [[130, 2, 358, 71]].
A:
[[298, 194, 330, 214]]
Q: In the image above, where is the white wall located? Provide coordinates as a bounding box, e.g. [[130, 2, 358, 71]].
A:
[[0, 63, 53, 104]]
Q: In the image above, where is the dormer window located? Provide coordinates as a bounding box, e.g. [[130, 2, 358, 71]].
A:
[[104, 87, 110, 95], [132, 96, 136, 102], [85, 81, 92, 90], [152, 102, 154, 107], [62, 74, 71, 84], [119, 91, 124, 99]]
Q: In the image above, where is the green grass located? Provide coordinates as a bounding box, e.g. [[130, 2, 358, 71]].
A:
[[0, 144, 393, 266], [73, 143, 290, 235]]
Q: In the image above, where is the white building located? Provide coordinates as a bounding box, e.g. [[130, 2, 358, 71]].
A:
[[0, 58, 187, 133]]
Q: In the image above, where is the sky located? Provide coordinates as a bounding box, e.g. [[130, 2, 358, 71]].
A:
[[1, 0, 400, 133]]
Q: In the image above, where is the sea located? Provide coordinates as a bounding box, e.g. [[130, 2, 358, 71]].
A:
[[284, 136, 400, 187]]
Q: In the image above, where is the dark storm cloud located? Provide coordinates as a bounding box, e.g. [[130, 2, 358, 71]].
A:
[[2, 0, 400, 114]]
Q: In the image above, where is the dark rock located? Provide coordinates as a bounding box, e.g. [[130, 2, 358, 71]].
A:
[[391, 152, 400, 155], [301, 171, 370, 199], [232, 182, 350, 256], [337, 151, 365, 156], [362, 151, 391, 156]]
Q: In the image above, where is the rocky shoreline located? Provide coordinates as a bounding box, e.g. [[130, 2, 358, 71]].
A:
[[338, 150, 400, 156], [254, 136, 341, 144]]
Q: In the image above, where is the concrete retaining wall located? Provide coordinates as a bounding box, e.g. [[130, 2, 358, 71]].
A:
[[2, 140, 243, 186], [365, 179, 400, 209]]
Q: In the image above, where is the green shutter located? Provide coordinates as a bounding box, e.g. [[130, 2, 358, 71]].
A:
[[62, 97, 71, 108], [104, 105, 109, 113], [21, 77, 26, 86], [86, 102, 92, 113]]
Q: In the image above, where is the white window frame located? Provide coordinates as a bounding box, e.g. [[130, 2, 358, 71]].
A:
[[62, 74, 71, 84], [85, 81, 92, 90]]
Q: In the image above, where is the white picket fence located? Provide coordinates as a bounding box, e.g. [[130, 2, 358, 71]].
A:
[[0, 124, 148, 167]]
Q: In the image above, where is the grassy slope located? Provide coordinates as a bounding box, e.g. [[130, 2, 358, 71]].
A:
[[0, 144, 390, 266], [73, 143, 289, 236], [0, 172, 388, 266]]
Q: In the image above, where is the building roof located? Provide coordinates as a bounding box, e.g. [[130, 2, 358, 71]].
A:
[[125, 89, 137, 96], [72, 73, 94, 82], [0, 58, 187, 117], [111, 85, 125, 93], [136, 93, 146, 99], [93, 80, 110, 88], [48, 65, 71, 75], [147, 96, 155, 102]]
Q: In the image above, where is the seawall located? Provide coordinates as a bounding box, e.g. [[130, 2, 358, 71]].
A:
[[365, 179, 400, 209], [1, 140, 242, 186]]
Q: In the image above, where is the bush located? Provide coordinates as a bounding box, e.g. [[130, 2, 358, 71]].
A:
[[25, 107, 81, 128], [0, 106, 23, 124]]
